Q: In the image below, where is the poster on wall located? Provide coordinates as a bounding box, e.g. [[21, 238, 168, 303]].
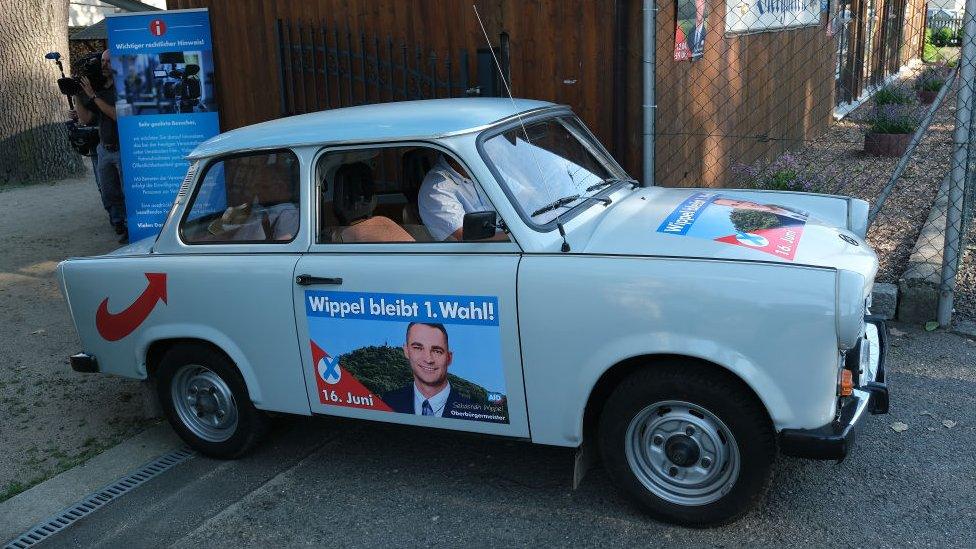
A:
[[305, 290, 510, 424], [726, 0, 821, 34], [656, 192, 810, 260], [675, 0, 708, 61], [106, 9, 220, 242]]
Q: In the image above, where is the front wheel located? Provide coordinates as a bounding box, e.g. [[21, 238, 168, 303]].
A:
[[157, 343, 269, 458], [598, 364, 775, 527]]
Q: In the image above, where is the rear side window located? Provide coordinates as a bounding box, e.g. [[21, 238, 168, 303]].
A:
[[181, 150, 301, 244]]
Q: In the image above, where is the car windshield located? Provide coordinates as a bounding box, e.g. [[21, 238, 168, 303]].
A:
[[481, 115, 626, 225]]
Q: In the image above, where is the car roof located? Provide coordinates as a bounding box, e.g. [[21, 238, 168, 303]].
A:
[[188, 97, 557, 160]]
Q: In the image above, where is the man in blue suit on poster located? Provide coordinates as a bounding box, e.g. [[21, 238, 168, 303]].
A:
[[383, 322, 489, 420], [686, 0, 707, 61]]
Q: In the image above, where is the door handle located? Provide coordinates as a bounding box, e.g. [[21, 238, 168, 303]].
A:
[[295, 274, 343, 286]]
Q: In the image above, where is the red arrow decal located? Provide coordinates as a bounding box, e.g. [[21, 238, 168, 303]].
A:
[[95, 273, 167, 341]]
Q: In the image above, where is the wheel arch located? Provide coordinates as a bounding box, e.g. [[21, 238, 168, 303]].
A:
[[142, 335, 262, 403], [581, 354, 775, 445]]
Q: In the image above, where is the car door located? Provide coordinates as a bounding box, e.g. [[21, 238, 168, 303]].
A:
[[292, 144, 528, 437], [149, 148, 311, 415]]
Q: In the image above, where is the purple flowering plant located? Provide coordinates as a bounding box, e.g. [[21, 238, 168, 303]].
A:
[[872, 85, 916, 107], [731, 152, 828, 193], [867, 104, 920, 134]]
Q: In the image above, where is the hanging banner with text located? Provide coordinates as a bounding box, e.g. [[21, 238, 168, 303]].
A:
[[106, 9, 219, 242], [726, 0, 821, 34]]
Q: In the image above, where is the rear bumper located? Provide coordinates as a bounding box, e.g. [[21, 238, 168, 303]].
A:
[[70, 353, 99, 373], [779, 316, 889, 460]]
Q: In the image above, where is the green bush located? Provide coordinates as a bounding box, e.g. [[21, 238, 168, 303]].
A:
[[923, 40, 940, 63], [729, 209, 780, 234], [339, 344, 505, 408], [933, 27, 955, 47], [914, 66, 951, 92]]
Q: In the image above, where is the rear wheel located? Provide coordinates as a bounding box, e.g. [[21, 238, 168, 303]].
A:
[[157, 343, 269, 458], [598, 363, 775, 526]]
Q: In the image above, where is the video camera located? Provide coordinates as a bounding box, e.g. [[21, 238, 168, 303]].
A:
[[44, 52, 99, 157], [154, 52, 203, 114], [50, 51, 106, 98]]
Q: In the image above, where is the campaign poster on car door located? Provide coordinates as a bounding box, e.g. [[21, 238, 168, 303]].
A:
[[656, 192, 809, 260], [106, 9, 220, 242], [304, 291, 510, 424]]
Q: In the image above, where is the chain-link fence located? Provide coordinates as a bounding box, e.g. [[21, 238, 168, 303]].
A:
[[653, 0, 976, 325]]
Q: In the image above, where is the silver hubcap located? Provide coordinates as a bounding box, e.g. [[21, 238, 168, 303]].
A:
[[171, 364, 238, 443], [624, 400, 740, 506]]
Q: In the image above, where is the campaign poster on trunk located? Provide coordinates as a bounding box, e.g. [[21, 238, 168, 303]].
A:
[[106, 9, 220, 242], [657, 192, 809, 260], [304, 291, 509, 424]]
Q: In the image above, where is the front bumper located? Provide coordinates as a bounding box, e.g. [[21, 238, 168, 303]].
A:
[[779, 316, 889, 460]]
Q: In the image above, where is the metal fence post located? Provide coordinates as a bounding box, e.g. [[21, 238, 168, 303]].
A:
[[938, 0, 976, 326], [642, 0, 655, 187]]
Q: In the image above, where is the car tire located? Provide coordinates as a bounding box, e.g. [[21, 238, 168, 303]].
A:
[[156, 343, 269, 459], [598, 362, 775, 527]]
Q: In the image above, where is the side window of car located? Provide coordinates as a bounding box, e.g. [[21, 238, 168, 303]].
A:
[[181, 150, 301, 244], [316, 146, 509, 244]]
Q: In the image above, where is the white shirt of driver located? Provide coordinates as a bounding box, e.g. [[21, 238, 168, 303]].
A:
[[413, 382, 451, 417], [418, 156, 493, 241]]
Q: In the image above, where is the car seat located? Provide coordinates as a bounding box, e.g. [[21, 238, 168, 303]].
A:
[[330, 162, 414, 243], [400, 149, 434, 241]]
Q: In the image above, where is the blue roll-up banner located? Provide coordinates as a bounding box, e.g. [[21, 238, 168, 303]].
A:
[[105, 9, 220, 242]]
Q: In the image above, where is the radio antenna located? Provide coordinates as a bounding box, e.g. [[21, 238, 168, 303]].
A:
[[472, 5, 570, 252]]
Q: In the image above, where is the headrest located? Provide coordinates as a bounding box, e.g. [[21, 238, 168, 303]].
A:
[[333, 162, 376, 225]]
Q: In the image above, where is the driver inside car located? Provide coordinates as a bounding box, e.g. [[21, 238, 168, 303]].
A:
[[418, 154, 507, 241]]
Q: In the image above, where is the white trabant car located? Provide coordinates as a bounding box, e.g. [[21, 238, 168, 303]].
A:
[[58, 98, 888, 526]]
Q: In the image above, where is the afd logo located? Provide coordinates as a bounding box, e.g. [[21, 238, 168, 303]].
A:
[[316, 356, 341, 385], [149, 19, 167, 36], [487, 392, 504, 403]]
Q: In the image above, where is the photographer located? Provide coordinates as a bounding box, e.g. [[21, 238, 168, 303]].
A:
[[75, 50, 127, 244], [67, 108, 102, 215]]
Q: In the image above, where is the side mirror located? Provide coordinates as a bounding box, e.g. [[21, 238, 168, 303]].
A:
[[461, 211, 497, 241]]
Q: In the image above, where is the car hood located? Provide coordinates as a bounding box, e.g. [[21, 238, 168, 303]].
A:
[[580, 187, 878, 279]]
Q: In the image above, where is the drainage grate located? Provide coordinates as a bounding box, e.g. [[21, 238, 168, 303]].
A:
[[3, 448, 194, 549]]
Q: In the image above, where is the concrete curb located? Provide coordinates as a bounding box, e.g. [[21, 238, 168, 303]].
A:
[[897, 172, 950, 323], [951, 319, 976, 338], [0, 423, 182, 543], [871, 282, 898, 320]]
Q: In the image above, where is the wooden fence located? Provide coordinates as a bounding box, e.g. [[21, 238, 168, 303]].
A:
[[275, 19, 493, 115], [169, 0, 927, 188]]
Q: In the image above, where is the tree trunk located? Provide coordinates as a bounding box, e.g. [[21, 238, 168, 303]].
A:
[[0, 0, 85, 185]]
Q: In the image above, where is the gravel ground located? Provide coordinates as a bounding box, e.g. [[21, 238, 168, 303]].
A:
[[737, 64, 958, 284], [0, 173, 155, 501]]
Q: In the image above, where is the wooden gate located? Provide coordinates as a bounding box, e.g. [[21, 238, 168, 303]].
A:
[[275, 18, 509, 116]]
